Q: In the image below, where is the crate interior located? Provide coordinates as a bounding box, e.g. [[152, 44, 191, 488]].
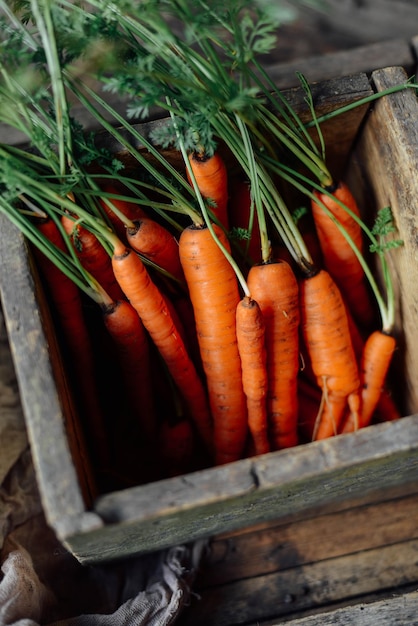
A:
[[59, 71, 382, 496], [2, 67, 418, 563]]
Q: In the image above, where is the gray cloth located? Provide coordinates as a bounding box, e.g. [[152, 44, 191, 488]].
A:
[[0, 307, 206, 626], [0, 538, 204, 626]]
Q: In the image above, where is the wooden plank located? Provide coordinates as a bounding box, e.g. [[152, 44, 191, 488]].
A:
[[65, 417, 418, 563], [271, 74, 372, 173], [347, 66, 418, 416], [195, 493, 418, 588], [0, 215, 102, 539], [266, 39, 415, 89], [248, 591, 418, 626], [178, 538, 418, 625], [307, 1, 418, 44]]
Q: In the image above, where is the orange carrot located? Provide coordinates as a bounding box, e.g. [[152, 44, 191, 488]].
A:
[[61, 214, 125, 303], [126, 217, 185, 284], [187, 151, 229, 230], [110, 237, 213, 453], [341, 329, 396, 433], [299, 267, 361, 440], [97, 182, 147, 241], [311, 181, 375, 328], [33, 217, 109, 469], [179, 222, 248, 465], [236, 295, 270, 456], [247, 260, 300, 450], [125, 217, 201, 361], [101, 298, 157, 444]]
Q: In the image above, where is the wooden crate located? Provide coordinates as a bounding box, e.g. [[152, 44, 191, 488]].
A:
[[0, 66, 418, 569], [176, 488, 418, 625]]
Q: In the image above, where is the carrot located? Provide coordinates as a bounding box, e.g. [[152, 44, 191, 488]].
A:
[[61, 214, 125, 303], [299, 267, 361, 440], [187, 150, 229, 230], [33, 217, 109, 469], [247, 260, 300, 450], [101, 298, 157, 444], [126, 217, 185, 284], [236, 295, 270, 456], [311, 181, 375, 328], [179, 222, 248, 465], [97, 182, 147, 241], [110, 237, 213, 453], [341, 329, 397, 433], [125, 217, 202, 361]]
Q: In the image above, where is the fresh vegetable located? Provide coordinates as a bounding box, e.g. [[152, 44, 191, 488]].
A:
[[236, 295, 270, 456], [0, 0, 410, 484], [96, 183, 148, 241], [186, 150, 230, 230], [247, 260, 300, 449], [341, 329, 397, 432], [61, 213, 125, 303], [110, 235, 214, 454], [311, 181, 375, 329], [126, 217, 185, 285], [34, 216, 110, 468], [179, 222, 248, 465], [299, 268, 361, 440]]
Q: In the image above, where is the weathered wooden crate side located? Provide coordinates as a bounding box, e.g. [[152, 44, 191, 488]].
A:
[[2, 70, 417, 564], [0, 216, 103, 539], [346, 66, 418, 417], [68, 416, 418, 563]]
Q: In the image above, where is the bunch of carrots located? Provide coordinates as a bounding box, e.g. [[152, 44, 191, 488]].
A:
[[0, 0, 409, 486]]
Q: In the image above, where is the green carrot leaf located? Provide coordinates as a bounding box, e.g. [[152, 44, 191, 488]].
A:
[[370, 206, 403, 253]]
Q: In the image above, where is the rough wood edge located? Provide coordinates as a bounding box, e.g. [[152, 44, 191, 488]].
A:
[[265, 38, 415, 89], [0, 215, 103, 539], [59, 416, 418, 562], [259, 590, 418, 626]]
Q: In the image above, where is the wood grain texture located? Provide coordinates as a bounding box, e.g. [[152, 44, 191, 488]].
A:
[[0, 215, 102, 539], [178, 493, 418, 625], [347, 66, 418, 416], [179, 539, 418, 625], [266, 39, 415, 89], [313, 1, 418, 44], [68, 416, 418, 562], [195, 493, 418, 587], [251, 591, 418, 625]]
